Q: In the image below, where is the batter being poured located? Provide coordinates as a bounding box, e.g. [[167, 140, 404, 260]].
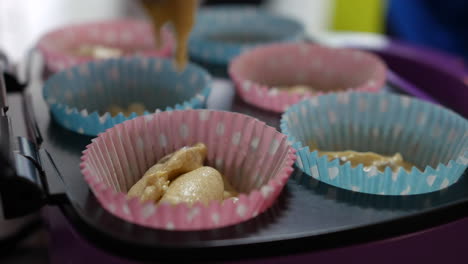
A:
[[141, 0, 198, 71]]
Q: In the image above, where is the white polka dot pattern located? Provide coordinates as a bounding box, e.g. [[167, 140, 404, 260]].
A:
[[179, 124, 189, 139], [310, 166, 319, 179], [211, 213, 220, 225], [440, 178, 450, 189], [250, 137, 260, 150], [142, 203, 155, 220], [166, 222, 175, 230], [187, 207, 200, 222], [229, 44, 386, 113], [236, 204, 247, 218], [216, 123, 225, 136], [199, 110, 209, 121], [366, 167, 379, 178], [426, 175, 436, 186], [281, 92, 468, 196], [269, 139, 280, 155], [401, 96, 411, 108], [136, 138, 144, 151], [400, 186, 411, 195], [159, 134, 167, 147], [328, 167, 339, 180], [242, 81, 251, 91], [232, 132, 241, 145], [81, 110, 296, 230]]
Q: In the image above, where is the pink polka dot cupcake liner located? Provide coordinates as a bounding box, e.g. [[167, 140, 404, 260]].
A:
[[229, 43, 387, 113], [80, 110, 296, 230], [37, 19, 174, 73]]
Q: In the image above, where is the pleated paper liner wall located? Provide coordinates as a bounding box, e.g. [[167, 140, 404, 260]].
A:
[[43, 56, 211, 136], [281, 92, 468, 195], [37, 19, 174, 72], [189, 6, 304, 66], [80, 110, 296, 230], [229, 43, 386, 113]]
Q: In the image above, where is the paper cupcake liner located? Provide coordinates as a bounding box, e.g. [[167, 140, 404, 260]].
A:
[[229, 43, 386, 113], [37, 19, 174, 73], [292, 169, 468, 211], [80, 110, 296, 230], [281, 92, 468, 195], [43, 56, 211, 136], [189, 6, 304, 66]]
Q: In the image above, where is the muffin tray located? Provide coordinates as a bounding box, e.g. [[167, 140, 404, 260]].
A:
[[5, 59, 468, 262]]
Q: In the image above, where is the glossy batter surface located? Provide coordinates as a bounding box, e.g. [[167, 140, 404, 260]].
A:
[[127, 143, 238, 205], [107, 103, 146, 117], [74, 44, 124, 59], [159, 166, 224, 205], [274, 85, 317, 95], [318, 150, 415, 172]]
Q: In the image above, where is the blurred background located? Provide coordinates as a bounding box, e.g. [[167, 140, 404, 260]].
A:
[[1, 0, 467, 63]]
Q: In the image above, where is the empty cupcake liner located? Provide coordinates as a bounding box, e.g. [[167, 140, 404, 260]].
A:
[[80, 110, 296, 230], [281, 92, 468, 195], [189, 6, 304, 66], [37, 19, 174, 72], [229, 43, 387, 113], [43, 56, 211, 136]]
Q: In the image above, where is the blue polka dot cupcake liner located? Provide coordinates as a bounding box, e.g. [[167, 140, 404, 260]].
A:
[[189, 5, 304, 66], [43, 56, 211, 136], [281, 92, 468, 195]]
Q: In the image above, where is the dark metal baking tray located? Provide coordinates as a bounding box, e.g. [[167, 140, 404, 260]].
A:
[[17, 56, 467, 262]]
